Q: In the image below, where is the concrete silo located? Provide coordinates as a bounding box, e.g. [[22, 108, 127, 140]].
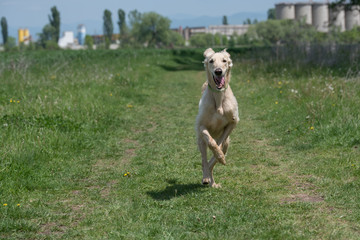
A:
[[329, 5, 346, 32], [345, 5, 360, 30], [275, 3, 295, 20], [312, 3, 329, 32], [77, 24, 86, 45], [18, 28, 30, 45], [18, 29, 24, 44], [295, 2, 312, 24]]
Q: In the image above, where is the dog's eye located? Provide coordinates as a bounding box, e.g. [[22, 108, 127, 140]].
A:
[[223, 59, 227, 63], [209, 59, 214, 64]]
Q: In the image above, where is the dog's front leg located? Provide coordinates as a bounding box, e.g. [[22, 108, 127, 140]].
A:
[[217, 122, 236, 151], [199, 126, 225, 165]]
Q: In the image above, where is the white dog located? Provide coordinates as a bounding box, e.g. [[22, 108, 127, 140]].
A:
[[195, 48, 239, 188]]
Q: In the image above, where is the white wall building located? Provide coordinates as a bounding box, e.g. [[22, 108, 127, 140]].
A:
[[58, 31, 75, 48], [207, 25, 250, 36]]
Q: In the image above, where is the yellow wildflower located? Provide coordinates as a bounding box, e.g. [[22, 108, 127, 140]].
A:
[[17, 204, 20, 207], [124, 173, 127, 176], [280, 90, 283, 94], [127, 104, 133, 108], [110, 93, 113, 96], [3, 203, 7, 206], [10, 99, 12, 103], [278, 81, 282, 85], [310, 126, 314, 130], [17, 100, 20, 103], [275, 101, 278, 105]]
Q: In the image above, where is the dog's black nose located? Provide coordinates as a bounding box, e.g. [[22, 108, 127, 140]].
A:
[[215, 68, 222, 76]]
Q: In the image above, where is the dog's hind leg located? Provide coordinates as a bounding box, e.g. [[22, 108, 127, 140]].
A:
[[208, 137, 230, 188]]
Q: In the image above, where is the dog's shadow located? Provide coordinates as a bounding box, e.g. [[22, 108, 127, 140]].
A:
[[146, 179, 205, 201]]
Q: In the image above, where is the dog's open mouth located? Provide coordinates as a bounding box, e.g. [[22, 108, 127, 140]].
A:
[[213, 74, 225, 89]]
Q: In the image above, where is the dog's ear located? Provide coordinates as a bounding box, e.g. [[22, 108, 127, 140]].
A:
[[221, 49, 233, 68], [221, 48, 230, 58], [203, 48, 215, 59]]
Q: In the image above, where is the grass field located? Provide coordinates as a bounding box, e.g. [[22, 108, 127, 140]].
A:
[[1, 49, 359, 239]]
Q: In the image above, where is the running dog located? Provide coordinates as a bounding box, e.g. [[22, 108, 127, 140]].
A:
[[195, 48, 239, 188]]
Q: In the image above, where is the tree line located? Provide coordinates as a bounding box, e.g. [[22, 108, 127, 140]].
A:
[[0, 6, 185, 50], [99, 9, 185, 49], [1, 3, 360, 51]]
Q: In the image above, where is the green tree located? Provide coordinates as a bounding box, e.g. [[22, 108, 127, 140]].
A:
[[1, 17, 8, 45], [49, 6, 60, 42], [190, 33, 215, 47], [331, 0, 360, 7], [167, 31, 184, 47], [38, 24, 57, 48], [222, 35, 228, 45], [237, 33, 250, 45], [247, 19, 317, 46], [267, 8, 276, 20], [214, 33, 222, 45], [338, 26, 360, 43], [103, 9, 114, 47], [5, 36, 16, 50], [244, 18, 252, 25], [85, 35, 94, 49], [190, 34, 207, 47], [223, 15, 228, 25], [118, 9, 128, 43], [134, 12, 171, 47], [229, 34, 237, 47], [128, 10, 142, 29]]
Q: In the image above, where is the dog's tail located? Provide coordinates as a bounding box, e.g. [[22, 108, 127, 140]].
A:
[[201, 81, 208, 94]]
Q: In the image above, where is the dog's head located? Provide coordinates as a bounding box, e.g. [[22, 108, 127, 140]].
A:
[[203, 48, 233, 90]]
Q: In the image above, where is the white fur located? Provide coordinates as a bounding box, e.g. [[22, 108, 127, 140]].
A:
[[195, 48, 239, 188]]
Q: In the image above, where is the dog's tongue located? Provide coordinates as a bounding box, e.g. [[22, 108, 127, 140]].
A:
[[215, 76, 225, 89]]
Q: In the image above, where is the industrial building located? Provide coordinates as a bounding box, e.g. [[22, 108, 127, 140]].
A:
[[173, 25, 250, 42], [77, 24, 86, 45], [57, 24, 87, 49], [275, 2, 360, 32], [58, 31, 75, 48], [18, 29, 31, 45]]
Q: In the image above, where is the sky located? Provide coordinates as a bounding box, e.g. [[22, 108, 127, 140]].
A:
[[0, 0, 283, 42]]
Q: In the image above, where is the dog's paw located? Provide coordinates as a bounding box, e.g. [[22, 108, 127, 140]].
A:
[[202, 178, 211, 185], [215, 151, 226, 165], [211, 182, 222, 188]]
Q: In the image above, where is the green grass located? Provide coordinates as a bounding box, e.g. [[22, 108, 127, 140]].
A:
[[0, 49, 359, 239]]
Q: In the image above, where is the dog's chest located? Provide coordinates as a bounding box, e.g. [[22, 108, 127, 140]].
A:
[[207, 104, 234, 133], [209, 113, 228, 129]]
